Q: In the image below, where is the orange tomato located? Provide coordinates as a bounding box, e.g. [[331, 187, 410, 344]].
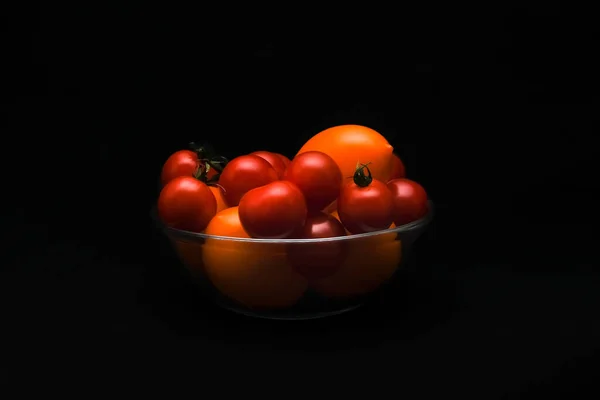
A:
[[202, 207, 308, 310], [296, 124, 395, 183], [312, 217, 400, 299], [209, 185, 229, 213]]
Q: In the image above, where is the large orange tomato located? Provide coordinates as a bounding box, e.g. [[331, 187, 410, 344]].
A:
[[296, 124, 395, 183], [202, 207, 308, 310]]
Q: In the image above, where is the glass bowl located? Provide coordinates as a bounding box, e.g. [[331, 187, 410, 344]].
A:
[[151, 201, 434, 320]]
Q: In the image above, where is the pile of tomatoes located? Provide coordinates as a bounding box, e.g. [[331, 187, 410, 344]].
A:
[[157, 125, 430, 308], [157, 124, 429, 241]]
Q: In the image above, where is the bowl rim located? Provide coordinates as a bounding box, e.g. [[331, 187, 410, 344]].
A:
[[151, 200, 434, 244]]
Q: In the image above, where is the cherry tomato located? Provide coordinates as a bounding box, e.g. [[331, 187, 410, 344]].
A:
[[160, 150, 198, 187], [337, 164, 394, 234], [287, 212, 347, 280], [284, 151, 343, 212], [157, 176, 217, 233], [218, 154, 279, 206], [251, 150, 287, 179], [238, 181, 308, 239], [160, 149, 218, 186], [389, 153, 406, 180], [274, 153, 291, 169], [387, 178, 429, 226]]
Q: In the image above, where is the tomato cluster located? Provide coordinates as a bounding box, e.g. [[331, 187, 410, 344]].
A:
[[157, 125, 429, 285], [158, 126, 428, 237]]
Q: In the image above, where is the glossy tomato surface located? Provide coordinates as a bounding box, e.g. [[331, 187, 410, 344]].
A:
[[287, 212, 347, 280], [238, 181, 308, 239], [157, 176, 217, 233], [251, 151, 287, 179], [337, 178, 394, 234], [284, 151, 343, 212], [218, 154, 279, 206], [160, 150, 198, 187], [387, 178, 429, 226]]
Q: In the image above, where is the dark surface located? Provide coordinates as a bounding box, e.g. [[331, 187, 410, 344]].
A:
[[4, 1, 600, 397]]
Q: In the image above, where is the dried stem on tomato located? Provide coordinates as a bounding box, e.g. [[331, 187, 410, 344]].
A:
[[353, 162, 373, 187], [189, 141, 229, 185]]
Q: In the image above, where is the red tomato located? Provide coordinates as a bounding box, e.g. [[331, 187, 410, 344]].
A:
[[160, 149, 218, 186], [218, 154, 279, 206], [238, 181, 308, 239], [284, 151, 343, 212], [160, 150, 198, 186], [337, 164, 394, 234], [387, 178, 429, 226], [251, 151, 287, 179], [287, 212, 347, 280], [389, 153, 406, 180], [157, 176, 217, 233], [274, 153, 291, 169]]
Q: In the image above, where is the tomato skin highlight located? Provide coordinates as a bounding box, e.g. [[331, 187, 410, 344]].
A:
[[251, 151, 287, 179], [337, 179, 394, 234], [389, 153, 406, 180], [157, 176, 217, 233], [218, 154, 279, 206], [287, 212, 347, 280], [238, 181, 308, 239], [387, 178, 429, 226], [160, 150, 198, 187], [284, 151, 343, 212]]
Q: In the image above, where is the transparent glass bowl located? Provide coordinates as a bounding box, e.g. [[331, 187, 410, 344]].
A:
[[151, 201, 433, 320]]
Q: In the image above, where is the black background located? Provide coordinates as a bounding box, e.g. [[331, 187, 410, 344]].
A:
[[4, 1, 599, 397]]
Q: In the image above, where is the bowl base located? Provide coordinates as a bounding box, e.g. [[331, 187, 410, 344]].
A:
[[216, 299, 363, 320]]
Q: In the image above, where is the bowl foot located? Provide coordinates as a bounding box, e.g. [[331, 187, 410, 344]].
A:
[[215, 299, 363, 320]]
